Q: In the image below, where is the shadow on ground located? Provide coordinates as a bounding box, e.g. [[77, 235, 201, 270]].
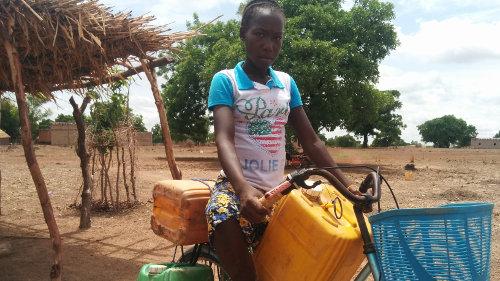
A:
[[0, 220, 174, 281]]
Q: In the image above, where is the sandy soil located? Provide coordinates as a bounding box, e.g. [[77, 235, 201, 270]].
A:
[[0, 144, 498, 281]]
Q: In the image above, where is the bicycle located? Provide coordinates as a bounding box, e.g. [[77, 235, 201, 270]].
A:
[[170, 166, 383, 281], [145, 166, 493, 281]]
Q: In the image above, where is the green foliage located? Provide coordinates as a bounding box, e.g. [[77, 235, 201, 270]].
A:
[[344, 87, 405, 147], [370, 90, 406, 147], [38, 119, 54, 130], [55, 114, 75, 123], [27, 95, 52, 139], [277, 0, 398, 132], [417, 115, 478, 148], [88, 80, 144, 150], [90, 91, 127, 133], [372, 135, 406, 147], [0, 97, 20, 141], [152, 124, 163, 144], [160, 16, 242, 144], [494, 131, 500, 138], [326, 134, 360, 147], [131, 114, 147, 132], [1, 95, 54, 141], [343, 83, 378, 147], [161, 1, 398, 143], [410, 140, 423, 148]]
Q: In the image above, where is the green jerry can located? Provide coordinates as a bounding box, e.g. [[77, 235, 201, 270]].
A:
[[137, 263, 214, 281]]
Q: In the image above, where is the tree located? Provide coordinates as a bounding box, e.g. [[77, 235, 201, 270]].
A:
[[38, 119, 54, 130], [90, 92, 127, 133], [278, 0, 398, 132], [69, 96, 92, 229], [152, 124, 163, 144], [344, 87, 405, 147], [27, 95, 52, 139], [131, 114, 147, 132], [161, 1, 398, 142], [160, 16, 241, 143], [55, 114, 75, 123], [371, 90, 406, 147], [0, 97, 20, 141], [494, 131, 500, 138], [417, 115, 477, 148], [343, 83, 378, 147], [326, 134, 360, 147]]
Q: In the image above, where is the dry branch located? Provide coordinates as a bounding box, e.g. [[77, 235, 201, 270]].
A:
[[0, 0, 197, 95]]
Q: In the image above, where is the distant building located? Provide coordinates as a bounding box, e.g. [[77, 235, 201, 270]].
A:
[[51, 122, 78, 146], [136, 132, 153, 146], [46, 122, 153, 146], [37, 129, 51, 144], [0, 129, 10, 145], [470, 138, 499, 149]]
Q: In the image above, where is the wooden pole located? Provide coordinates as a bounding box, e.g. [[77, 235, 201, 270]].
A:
[[140, 59, 182, 180], [3, 27, 62, 280], [69, 96, 92, 229], [0, 169, 2, 216]]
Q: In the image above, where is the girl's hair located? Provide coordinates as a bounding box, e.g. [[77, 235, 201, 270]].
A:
[[240, 0, 284, 37]]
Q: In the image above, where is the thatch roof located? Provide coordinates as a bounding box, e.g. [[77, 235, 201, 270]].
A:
[[0, 129, 10, 139], [0, 0, 196, 96]]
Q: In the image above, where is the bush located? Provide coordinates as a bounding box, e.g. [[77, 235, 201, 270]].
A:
[[326, 135, 360, 147], [410, 140, 423, 148]]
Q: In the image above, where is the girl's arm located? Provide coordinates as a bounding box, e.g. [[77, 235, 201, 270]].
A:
[[288, 106, 353, 188], [213, 105, 269, 222]]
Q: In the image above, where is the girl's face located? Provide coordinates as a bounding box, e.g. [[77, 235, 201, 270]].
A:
[[242, 9, 284, 71]]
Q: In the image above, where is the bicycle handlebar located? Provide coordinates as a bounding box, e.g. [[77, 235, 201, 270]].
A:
[[259, 168, 382, 210]]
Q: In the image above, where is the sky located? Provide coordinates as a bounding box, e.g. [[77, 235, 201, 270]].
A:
[[42, 0, 500, 143]]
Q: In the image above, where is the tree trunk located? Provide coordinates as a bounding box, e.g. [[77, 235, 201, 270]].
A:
[[121, 147, 130, 202], [140, 59, 182, 180], [105, 149, 114, 206], [69, 96, 92, 229], [363, 134, 369, 148], [0, 169, 2, 216], [128, 134, 137, 201], [115, 144, 120, 205], [3, 32, 62, 280], [100, 153, 106, 203]]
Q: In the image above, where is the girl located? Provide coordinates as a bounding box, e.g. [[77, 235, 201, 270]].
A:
[[206, 1, 353, 280]]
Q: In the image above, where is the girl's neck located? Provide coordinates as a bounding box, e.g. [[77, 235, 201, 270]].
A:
[[243, 60, 270, 85]]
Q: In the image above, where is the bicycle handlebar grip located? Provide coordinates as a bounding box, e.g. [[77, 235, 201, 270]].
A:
[[259, 196, 277, 209], [259, 180, 293, 209]]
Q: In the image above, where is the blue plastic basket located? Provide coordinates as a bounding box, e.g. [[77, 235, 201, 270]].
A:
[[369, 202, 493, 281]]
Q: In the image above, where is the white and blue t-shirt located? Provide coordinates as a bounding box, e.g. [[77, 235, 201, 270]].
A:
[[208, 61, 303, 191]]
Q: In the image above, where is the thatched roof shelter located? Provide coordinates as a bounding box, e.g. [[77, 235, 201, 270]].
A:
[[0, 0, 195, 95], [0, 1, 198, 279], [0, 129, 10, 143]]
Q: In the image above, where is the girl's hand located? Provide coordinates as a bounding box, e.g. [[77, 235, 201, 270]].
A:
[[239, 186, 270, 224]]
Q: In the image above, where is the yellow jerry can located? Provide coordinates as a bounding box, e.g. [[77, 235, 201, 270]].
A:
[[151, 180, 212, 245], [254, 184, 368, 281]]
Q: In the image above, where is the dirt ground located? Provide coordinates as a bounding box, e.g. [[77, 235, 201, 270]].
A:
[[0, 144, 498, 281]]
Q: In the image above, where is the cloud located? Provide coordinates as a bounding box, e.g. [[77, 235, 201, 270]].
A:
[[101, 0, 241, 30], [378, 59, 500, 141], [40, 0, 500, 142], [394, 0, 500, 14], [395, 18, 500, 64]]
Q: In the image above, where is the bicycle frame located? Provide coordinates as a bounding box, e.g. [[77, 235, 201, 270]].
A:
[[175, 167, 385, 281]]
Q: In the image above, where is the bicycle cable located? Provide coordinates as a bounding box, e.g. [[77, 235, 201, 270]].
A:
[[314, 165, 400, 210]]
